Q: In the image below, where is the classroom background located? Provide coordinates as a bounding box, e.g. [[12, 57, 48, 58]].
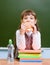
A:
[[0, 0, 50, 47]]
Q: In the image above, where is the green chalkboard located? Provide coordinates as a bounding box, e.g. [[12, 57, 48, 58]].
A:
[[0, 0, 50, 47]]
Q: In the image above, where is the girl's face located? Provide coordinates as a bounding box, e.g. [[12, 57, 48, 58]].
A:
[[21, 14, 37, 32], [22, 14, 37, 25]]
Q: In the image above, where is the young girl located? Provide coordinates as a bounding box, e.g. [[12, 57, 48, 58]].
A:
[[16, 9, 41, 50]]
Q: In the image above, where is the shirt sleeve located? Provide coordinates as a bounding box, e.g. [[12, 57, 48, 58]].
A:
[[16, 30, 26, 50], [32, 31, 41, 50]]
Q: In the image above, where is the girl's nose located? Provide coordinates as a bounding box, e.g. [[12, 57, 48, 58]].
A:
[[27, 18, 30, 22]]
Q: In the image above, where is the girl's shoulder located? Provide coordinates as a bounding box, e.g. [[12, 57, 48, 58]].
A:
[[37, 31, 41, 34], [36, 31, 41, 36], [16, 29, 20, 34], [33, 31, 41, 36]]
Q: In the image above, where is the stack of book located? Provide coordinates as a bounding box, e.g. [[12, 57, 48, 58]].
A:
[[18, 50, 42, 62]]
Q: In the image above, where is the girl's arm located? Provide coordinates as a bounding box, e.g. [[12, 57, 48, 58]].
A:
[[32, 31, 41, 50], [16, 30, 26, 50]]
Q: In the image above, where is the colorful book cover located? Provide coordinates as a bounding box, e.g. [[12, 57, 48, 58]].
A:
[[20, 60, 42, 62], [18, 50, 41, 54], [18, 54, 41, 58], [20, 58, 42, 60]]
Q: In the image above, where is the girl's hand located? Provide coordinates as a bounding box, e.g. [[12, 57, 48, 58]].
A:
[[32, 25, 37, 33], [20, 23, 26, 35], [30, 22, 37, 33], [20, 22, 31, 34], [20, 22, 37, 34]]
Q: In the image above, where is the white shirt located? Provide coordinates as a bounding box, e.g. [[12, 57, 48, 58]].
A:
[[16, 30, 41, 50]]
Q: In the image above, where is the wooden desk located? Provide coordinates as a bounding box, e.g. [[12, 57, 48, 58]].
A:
[[0, 59, 50, 65]]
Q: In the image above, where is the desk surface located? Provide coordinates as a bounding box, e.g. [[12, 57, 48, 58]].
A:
[[0, 59, 50, 65]]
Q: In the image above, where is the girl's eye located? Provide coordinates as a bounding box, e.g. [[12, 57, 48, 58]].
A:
[[30, 18, 34, 19], [24, 18, 27, 19]]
